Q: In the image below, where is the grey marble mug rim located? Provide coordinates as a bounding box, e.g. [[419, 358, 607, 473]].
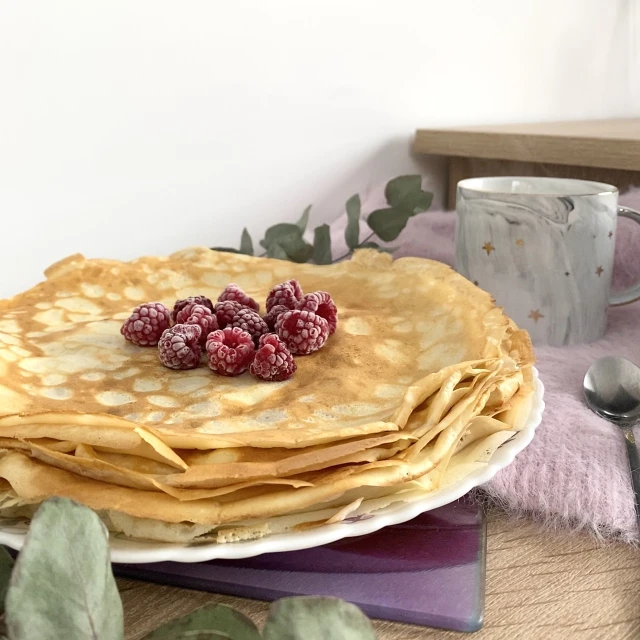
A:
[[457, 176, 618, 198]]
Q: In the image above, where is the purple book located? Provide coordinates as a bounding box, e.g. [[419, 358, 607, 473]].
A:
[[115, 499, 486, 632]]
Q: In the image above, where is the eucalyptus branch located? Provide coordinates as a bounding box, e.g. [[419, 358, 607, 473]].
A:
[[212, 175, 433, 265], [331, 231, 376, 264]]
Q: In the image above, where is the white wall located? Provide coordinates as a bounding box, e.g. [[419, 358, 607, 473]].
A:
[[1, 0, 637, 297]]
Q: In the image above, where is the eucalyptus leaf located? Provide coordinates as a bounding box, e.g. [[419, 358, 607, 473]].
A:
[[240, 228, 254, 256], [0, 546, 14, 615], [267, 243, 289, 260], [399, 189, 433, 215], [212, 247, 241, 254], [262, 223, 313, 262], [263, 597, 376, 640], [142, 603, 261, 640], [277, 235, 314, 264], [296, 205, 312, 233], [366, 207, 411, 242], [5, 497, 124, 640], [262, 223, 303, 248], [345, 194, 361, 250], [384, 175, 422, 208], [291, 243, 314, 264], [313, 224, 332, 265]]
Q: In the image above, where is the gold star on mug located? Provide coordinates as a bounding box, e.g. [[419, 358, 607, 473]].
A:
[[482, 242, 495, 255], [515, 238, 525, 246], [595, 265, 604, 277], [528, 309, 544, 323]]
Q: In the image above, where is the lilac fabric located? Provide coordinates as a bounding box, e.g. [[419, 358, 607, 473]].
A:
[[327, 184, 640, 543]]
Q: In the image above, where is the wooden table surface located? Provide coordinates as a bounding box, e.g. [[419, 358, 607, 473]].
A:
[[413, 119, 640, 208], [414, 119, 640, 171], [119, 507, 640, 640]]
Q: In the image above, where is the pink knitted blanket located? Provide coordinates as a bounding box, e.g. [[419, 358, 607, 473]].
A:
[[328, 184, 640, 543]]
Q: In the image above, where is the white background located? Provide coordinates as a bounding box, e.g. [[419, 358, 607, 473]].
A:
[[1, 1, 638, 297]]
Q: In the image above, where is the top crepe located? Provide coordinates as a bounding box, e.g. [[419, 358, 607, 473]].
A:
[[0, 248, 532, 450]]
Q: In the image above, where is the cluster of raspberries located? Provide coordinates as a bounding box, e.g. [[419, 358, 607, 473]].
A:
[[120, 280, 338, 382]]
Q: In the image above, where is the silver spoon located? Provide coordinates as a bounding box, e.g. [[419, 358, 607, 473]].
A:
[[584, 356, 640, 531]]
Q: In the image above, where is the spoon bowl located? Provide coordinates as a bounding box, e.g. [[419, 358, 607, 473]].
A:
[[584, 356, 640, 422], [583, 356, 640, 532]]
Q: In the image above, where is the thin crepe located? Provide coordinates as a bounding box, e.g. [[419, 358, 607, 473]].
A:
[[0, 248, 532, 450], [0, 247, 536, 543]]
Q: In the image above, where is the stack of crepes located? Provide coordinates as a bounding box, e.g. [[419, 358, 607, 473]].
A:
[[0, 248, 535, 543]]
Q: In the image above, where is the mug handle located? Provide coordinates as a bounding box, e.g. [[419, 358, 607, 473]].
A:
[[610, 206, 640, 306]]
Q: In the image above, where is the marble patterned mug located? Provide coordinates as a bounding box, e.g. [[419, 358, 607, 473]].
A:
[[455, 177, 640, 346]]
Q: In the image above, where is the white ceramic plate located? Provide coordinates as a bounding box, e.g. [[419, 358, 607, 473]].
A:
[[0, 368, 544, 564]]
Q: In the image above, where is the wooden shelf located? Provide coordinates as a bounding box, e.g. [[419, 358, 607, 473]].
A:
[[413, 119, 640, 208]]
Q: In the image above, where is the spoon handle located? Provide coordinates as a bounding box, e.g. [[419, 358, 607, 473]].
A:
[[621, 425, 640, 531]]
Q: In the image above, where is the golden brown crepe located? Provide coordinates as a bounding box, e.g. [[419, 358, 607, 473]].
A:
[[0, 248, 535, 542]]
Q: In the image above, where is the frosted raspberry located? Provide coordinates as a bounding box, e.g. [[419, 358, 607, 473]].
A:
[[276, 309, 330, 355], [121, 302, 171, 346], [297, 291, 338, 334], [263, 304, 289, 331], [258, 333, 276, 347], [158, 324, 202, 370], [206, 327, 255, 376], [289, 279, 304, 300], [250, 334, 297, 382], [265, 279, 303, 312], [172, 296, 214, 322], [218, 284, 259, 312], [214, 300, 244, 328], [182, 304, 219, 345], [230, 308, 269, 346]]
